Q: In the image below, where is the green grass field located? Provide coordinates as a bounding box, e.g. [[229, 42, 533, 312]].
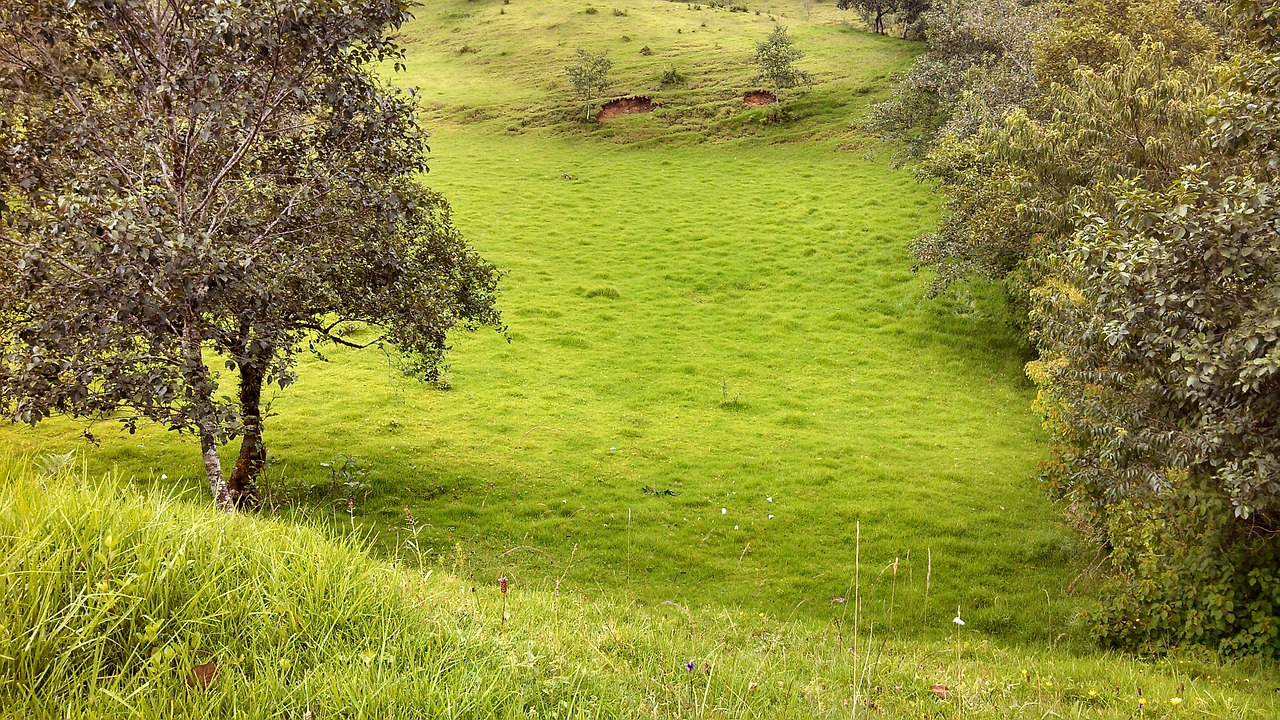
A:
[[2, 0, 1079, 642], [5, 466, 1279, 719], [5, 1, 1280, 715]]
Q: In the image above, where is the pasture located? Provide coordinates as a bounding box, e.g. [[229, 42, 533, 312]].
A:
[[2, 0, 1078, 642]]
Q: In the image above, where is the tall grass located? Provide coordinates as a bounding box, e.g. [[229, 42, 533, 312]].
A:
[[3, 462, 1278, 719]]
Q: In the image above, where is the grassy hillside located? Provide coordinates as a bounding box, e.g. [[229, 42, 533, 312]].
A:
[[400, 0, 916, 143], [0, 128, 1078, 639], [4, 466, 1279, 719], [0, 0, 1079, 641]]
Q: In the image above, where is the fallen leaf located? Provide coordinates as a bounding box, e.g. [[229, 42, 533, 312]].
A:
[[188, 661, 218, 689], [931, 683, 951, 699]]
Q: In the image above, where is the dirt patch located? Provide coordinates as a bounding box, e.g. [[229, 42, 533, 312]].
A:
[[597, 95, 656, 121], [743, 90, 777, 106]]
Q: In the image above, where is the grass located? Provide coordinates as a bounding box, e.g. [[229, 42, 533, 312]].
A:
[[4, 464, 1279, 719], [0, 0, 1253, 692], [0, 126, 1074, 641], [399, 0, 918, 144]]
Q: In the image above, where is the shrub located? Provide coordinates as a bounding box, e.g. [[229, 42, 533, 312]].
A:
[[659, 65, 686, 85], [1094, 482, 1280, 658]]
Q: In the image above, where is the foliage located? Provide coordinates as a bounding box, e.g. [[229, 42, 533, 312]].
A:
[[838, 0, 933, 38], [865, 0, 1049, 158], [839, 0, 896, 35], [1094, 483, 1280, 657], [895, 0, 934, 39], [659, 65, 688, 86], [3, 463, 1279, 718], [0, 0, 502, 509], [752, 25, 812, 114], [565, 48, 614, 121], [879, 0, 1280, 654]]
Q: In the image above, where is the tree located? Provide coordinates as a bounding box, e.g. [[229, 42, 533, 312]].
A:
[[752, 25, 813, 117], [1027, 31, 1280, 653], [0, 0, 502, 510], [895, 0, 933, 39], [565, 49, 613, 122], [838, 0, 896, 35]]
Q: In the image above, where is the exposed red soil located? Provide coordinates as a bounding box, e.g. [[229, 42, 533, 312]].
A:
[[596, 95, 656, 121], [743, 90, 777, 106]]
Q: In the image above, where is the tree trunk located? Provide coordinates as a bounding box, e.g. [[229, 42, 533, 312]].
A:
[[227, 360, 265, 508], [201, 427, 234, 512], [182, 319, 233, 512]]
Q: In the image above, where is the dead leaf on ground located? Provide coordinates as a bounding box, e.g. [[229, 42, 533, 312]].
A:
[[931, 683, 951, 699], [187, 661, 218, 689]]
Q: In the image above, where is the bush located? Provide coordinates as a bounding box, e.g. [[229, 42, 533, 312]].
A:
[[1094, 483, 1280, 658], [659, 65, 686, 85]]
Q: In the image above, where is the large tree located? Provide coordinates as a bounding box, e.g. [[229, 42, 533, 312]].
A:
[[0, 0, 502, 510]]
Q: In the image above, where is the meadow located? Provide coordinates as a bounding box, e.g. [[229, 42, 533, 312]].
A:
[[0, 0, 1083, 642], [6, 1, 1280, 716], [2, 0, 1064, 630]]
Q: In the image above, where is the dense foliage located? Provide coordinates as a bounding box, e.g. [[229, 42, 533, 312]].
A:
[[879, 0, 1280, 655], [0, 0, 502, 509]]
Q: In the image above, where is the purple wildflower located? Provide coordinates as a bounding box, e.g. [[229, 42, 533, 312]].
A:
[[685, 660, 696, 672]]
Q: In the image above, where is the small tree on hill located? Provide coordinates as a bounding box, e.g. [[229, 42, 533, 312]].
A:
[[0, 0, 502, 510], [565, 49, 613, 122], [838, 0, 897, 35], [753, 26, 813, 118]]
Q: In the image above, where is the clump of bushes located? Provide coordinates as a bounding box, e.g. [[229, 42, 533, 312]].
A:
[[659, 65, 686, 85], [1093, 483, 1280, 658]]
